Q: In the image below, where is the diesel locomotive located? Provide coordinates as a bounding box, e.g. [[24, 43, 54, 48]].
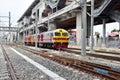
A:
[[24, 29, 69, 49]]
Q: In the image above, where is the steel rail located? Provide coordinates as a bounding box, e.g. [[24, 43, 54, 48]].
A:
[[62, 48, 120, 62], [1, 45, 17, 80], [67, 47, 120, 55]]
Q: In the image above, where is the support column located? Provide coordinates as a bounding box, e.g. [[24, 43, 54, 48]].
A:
[[35, 21, 38, 48], [16, 31, 18, 42], [25, 30, 27, 36], [87, 16, 91, 46], [119, 22, 120, 46], [90, 0, 94, 52], [23, 31, 25, 44], [9, 12, 11, 42], [76, 0, 87, 56], [81, 0, 87, 56], [76, 12, 82, 46], [18, 33, 22, 43], [48, 23, 56, 30], [103, 18, 106, 46]]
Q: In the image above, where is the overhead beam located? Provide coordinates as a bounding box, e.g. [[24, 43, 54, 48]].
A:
[[0, 30, 17, 32], [0, 26, 18, 29], [0, 26, 18, 32]]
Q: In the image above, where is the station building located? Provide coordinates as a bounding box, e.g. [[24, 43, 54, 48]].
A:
[[17, 0, 120, 47]]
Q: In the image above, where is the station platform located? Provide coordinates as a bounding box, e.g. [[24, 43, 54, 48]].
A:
[[68, 44, 120, 53]]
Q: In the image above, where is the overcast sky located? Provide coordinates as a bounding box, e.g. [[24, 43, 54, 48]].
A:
[[0, 0, 119, 36], [0, 0, 34, 26]]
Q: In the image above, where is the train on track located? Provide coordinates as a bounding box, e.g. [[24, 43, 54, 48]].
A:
[[24, 29, 69, 49]]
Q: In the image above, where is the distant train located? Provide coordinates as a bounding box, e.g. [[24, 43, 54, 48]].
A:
[[24, 29, 69, 49]]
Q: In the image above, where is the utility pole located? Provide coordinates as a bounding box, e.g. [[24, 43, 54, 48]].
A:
[[9, 12, 11, 43], [0, 12, 11, 44], [90, 0, 94, 53], [35, 12, 38, 48]]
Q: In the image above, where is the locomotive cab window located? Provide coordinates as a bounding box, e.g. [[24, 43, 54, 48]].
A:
[[55, 32, 61, 36], [62, 33, 68, 36]]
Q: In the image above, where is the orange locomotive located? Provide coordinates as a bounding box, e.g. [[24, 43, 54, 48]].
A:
[[24, 29, 69, 49]]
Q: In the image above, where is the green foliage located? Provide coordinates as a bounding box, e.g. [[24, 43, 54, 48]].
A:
[[95, 32, 100, 39], [111, 29, 119, 32]]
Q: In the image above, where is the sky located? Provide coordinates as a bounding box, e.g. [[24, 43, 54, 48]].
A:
[[0, 0, 119, 36], [0, 0, 34, 26], [94, 22, 120, 37]]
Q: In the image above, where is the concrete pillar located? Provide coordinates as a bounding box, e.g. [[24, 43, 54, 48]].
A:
[[103, 18, 106, 46], [48, 23, 56, 30], [87, 16, 91, 46], [76, 12, 82, 46], [23, 31, 26, 43], [26, 30, 27, 36], [32, 28, 34, 34], [81, 0, 87, 56], [90, 0, 94, 52], [119, 22, 120, 46], [76, 1, 87, 55], [19, 33, 23, 43]]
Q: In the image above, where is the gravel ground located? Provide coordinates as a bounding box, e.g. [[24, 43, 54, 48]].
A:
[[0, 46, 10, 80], [5, 46, 53, 80], [8, 46, 105, 80]]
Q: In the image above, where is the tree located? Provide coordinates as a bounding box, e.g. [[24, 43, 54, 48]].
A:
[[95, 32, 100, 39], [95, 32, 100, 45], [111, 29, 119, 33]]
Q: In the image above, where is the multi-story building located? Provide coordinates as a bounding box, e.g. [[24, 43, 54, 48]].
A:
[[17, 0, 120, 47]]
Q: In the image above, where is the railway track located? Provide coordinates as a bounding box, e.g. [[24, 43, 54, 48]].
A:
[[0, 47, 9, 80], [62, 48, 120, 62], [1, 45, 17, 80], [68, 47, 120, 55], [18, 45, 120, 80], [8, 43, 120, 61]]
